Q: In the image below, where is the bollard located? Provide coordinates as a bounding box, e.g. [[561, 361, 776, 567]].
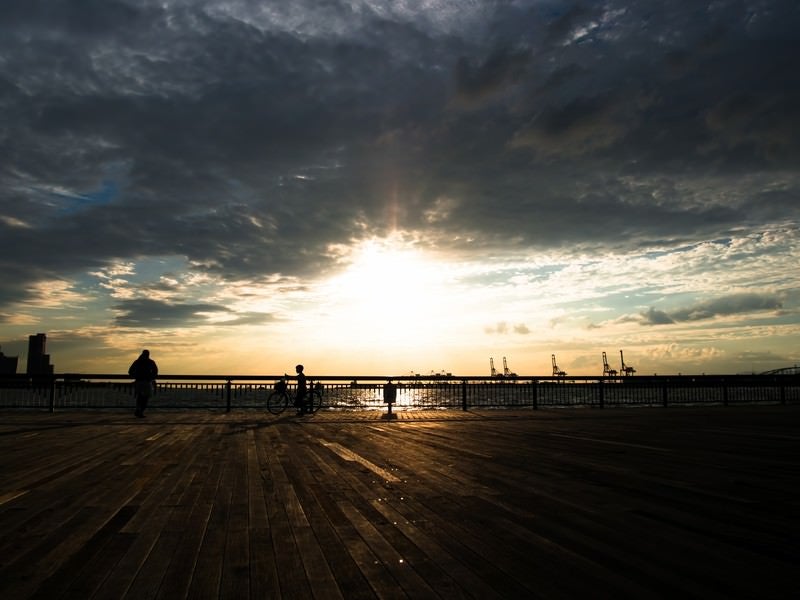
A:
[[383, 379, 397, 420]]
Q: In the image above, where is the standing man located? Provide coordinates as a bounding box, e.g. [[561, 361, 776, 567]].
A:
[[129, 349, 158, 418], [294, 364, 308, 415]]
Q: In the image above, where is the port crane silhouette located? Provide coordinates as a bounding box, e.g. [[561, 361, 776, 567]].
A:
[[551, 354, 566, 377], [620, 350, 636, 376], [503, 357, 517, 378], [602, 351, 618, 377], [490, 357, 517, 378]]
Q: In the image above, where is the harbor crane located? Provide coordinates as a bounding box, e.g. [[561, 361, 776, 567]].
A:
[[602, 351, 618, 377], [490, 357, 500, 377], [620, 350, 636, 376], [551, 354, 566, 377], [503, 357, 517, 378]]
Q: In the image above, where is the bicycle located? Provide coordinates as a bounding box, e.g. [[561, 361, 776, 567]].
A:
[[267, 378, 324, 415]]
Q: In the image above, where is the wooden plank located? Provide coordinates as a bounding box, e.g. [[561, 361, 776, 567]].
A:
[[274, 433, 347, 600], [394, 425, 714, 594], [250, 428, 281, 598], [0, 408, 797, 598], [56, 533, 137, 599], [314, 438, 535, 598], [336, 498, 440, 598], [306, 428, 495, 598], [294, 445, 380, 599], [304, 439, 474, 599], [24, 507, 138, 600], [263, 426, 314, 598], [92, 429, 208, 598], [313, 420, 695, 597], [157, 428, 227, 599], [220, 432, 251, 599], [0, 470, 151, 597], [186, 493, 230, 599], [318, 424, 546, 596], [326, 499, 405, 600]]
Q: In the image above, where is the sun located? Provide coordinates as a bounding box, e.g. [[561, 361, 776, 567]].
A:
[[317, 237, 454, 347]]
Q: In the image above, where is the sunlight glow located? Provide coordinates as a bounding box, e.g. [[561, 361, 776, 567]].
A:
[[316, 237, 455, 348]]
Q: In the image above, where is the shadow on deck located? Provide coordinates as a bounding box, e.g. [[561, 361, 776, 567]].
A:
[[0, 406, 798, 598]]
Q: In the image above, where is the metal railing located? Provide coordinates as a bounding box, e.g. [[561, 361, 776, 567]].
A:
[[1, 373, 798, 412]]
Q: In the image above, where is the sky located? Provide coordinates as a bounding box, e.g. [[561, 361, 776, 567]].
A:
[[1, 0, 799, 377]]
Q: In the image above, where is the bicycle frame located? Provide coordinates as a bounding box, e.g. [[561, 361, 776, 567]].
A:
[[267, 378, 323, 414]]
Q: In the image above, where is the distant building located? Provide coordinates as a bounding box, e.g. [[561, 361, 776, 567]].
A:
[[0, 347, 18, 375], [26, 333, 53, 376]]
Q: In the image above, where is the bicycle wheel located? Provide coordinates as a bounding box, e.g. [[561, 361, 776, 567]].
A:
[[309, 389, 323, 413], [267, 390, 289, 414]]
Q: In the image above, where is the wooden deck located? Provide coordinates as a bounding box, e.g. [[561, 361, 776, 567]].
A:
[[0, 406, 797, 599]]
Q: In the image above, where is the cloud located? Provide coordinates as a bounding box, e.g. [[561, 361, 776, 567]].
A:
[[0, 0, 799, 331], [640, 293, 783, 326], [454, 46, 531, 104], [0, 0, 146, 36], [112, 298, 229, 328], [705, 92, 800, 160], [509, 94, 631, 157], [670, 293, 783, 322], [485, 322, 509, 335], [484, 321, 530, 335], [641, 307, 675, 325]]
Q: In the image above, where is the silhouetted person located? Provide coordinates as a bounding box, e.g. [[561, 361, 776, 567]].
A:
[[294, 364, 308, 415], [129, 349, 158, 418]]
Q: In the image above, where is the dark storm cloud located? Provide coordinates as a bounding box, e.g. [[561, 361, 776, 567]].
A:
[[640, 293, 783, 325], [454, 46, 532, 103], [112, 296, 274, 328], [1, 0, 145, 34], [640, 308, 675, 326], [670, 293, 783, 322], [1, 1, 799, 316], [113, 298, 228, 327]]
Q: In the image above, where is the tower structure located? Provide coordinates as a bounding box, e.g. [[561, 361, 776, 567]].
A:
[[0, 346, 18, 375], [27, 333, 53, 377]]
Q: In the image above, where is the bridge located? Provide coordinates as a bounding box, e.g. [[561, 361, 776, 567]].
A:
[[761, 366, 800, 376]]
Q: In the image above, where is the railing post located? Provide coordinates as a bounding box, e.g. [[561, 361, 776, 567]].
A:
[[225, 378, 232, 413], [598, 378, 604, 409], [532, 380, 538, 410], [461, 379, 468, 411], [662, 381, 668, 407], [722, 379, 728, 407], [49, 376, 56, 413]]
